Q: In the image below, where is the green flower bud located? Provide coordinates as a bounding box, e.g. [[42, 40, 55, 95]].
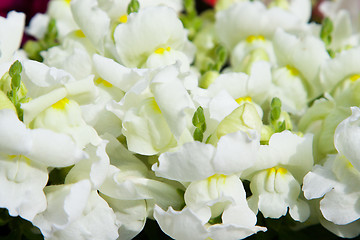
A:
[[216, 102, 263, 140], [127, 0, 140, 14], [199, 71, 219, 89], [9, 60, 22, 78], [320, 17, 333, 46]]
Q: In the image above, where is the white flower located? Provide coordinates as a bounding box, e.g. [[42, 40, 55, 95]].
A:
[[71, 0, 110, 53], [49, 191, 119, 240], [32, 180, 92, 238], [320, 0, 360, 33], [215, 1, 302, 51], [0, 11, 25, 65], [243, 131, 313, 222], [101, 195, 147, 240], [113, 6, 195, 70], [0, 109, 85, 221], [152, 130, 265, 239], [99, 133, 184, 211], [153, 130, 259, 181], [271, 29, 329, 108], [109, 65, 195, 155]]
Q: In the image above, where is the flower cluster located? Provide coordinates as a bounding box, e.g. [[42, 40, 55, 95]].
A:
[[1, 0, 360, 239]]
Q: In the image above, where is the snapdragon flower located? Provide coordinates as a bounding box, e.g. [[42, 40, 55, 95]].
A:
[[242, 131, 313, 222], [152, 130, 266, 239], [0, 109, 86, 221], [303, 107, 360, 238]]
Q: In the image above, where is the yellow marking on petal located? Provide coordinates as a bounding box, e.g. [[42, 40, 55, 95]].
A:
[[52, 98, 70, 110], [95, 77, 113, 88], [347, 161, 354, 168], [235, 96, 252, 104], [74, 30, 86, 38], [286, 65, 300, 76], [143, 97, 161, 113], [154, 47, 171, 54], [267, 167, 276, 176], [276, 167, 287, 175], [65, 0, 71, 5], [246, 35, 265, 43], [119, 15, 128, 23], [155, 48, 165, 54], [350, 74, 360, 82]]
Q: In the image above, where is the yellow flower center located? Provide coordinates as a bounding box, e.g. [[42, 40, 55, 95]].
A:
[[235, 96, 252, 104], [154, 47, 171, 54], [350, 74, 360, 82], [286, 65, 300, 76], [246, 35, 265, 43], [52, 98, 70, 110], [119, 15, 128, 24], [65, 0, 71, 5], [95, 77, 113, 88]]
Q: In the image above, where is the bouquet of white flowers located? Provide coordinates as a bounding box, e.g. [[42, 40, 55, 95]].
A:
[[1, 0, 360, 239]]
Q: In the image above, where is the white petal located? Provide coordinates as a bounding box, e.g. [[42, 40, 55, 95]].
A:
[[27, 128, 86, 167], [320, 186, 360, 225], [0, 11, 25, 63], [65, 141, 109, 189], [334, 107, 360, 172], [33, 180, 92, 238], [93, 54, 146, 92], [302, 164, 338, 200], [71, 0, 110, 53], [150, 65, 195, 139], [103, 196, 147, 240], [0, 109, 31, 155], [213, 130, 259, 174], [289, 199, 310, 222], [51, 191, 119, 240], [0, 155, 47, 221], [153, 141, 216, 181], [154, 206, 210, 240]]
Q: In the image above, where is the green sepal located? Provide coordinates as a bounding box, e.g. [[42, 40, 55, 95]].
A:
[[193, 128, 204, 142], [9, 60, 22, 78], [320, 17, 333, 46], [127, 0, 140, 14], [192, 106, 206, 132]]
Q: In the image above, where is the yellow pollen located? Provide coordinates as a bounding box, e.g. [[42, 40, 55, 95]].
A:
[[95, 78, 113, 87], [52, 98, 70, 110], [276, 167, 287, 175], [286, 65, 300, 76], [119, 15, 128, 23], [350, 74, 360, 82], [155, 48, 165, 54], [154, 47, 171, 54], [74, 30, 85, 38], [246, 35, 265, 43], [235, 96, 252, 104]]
